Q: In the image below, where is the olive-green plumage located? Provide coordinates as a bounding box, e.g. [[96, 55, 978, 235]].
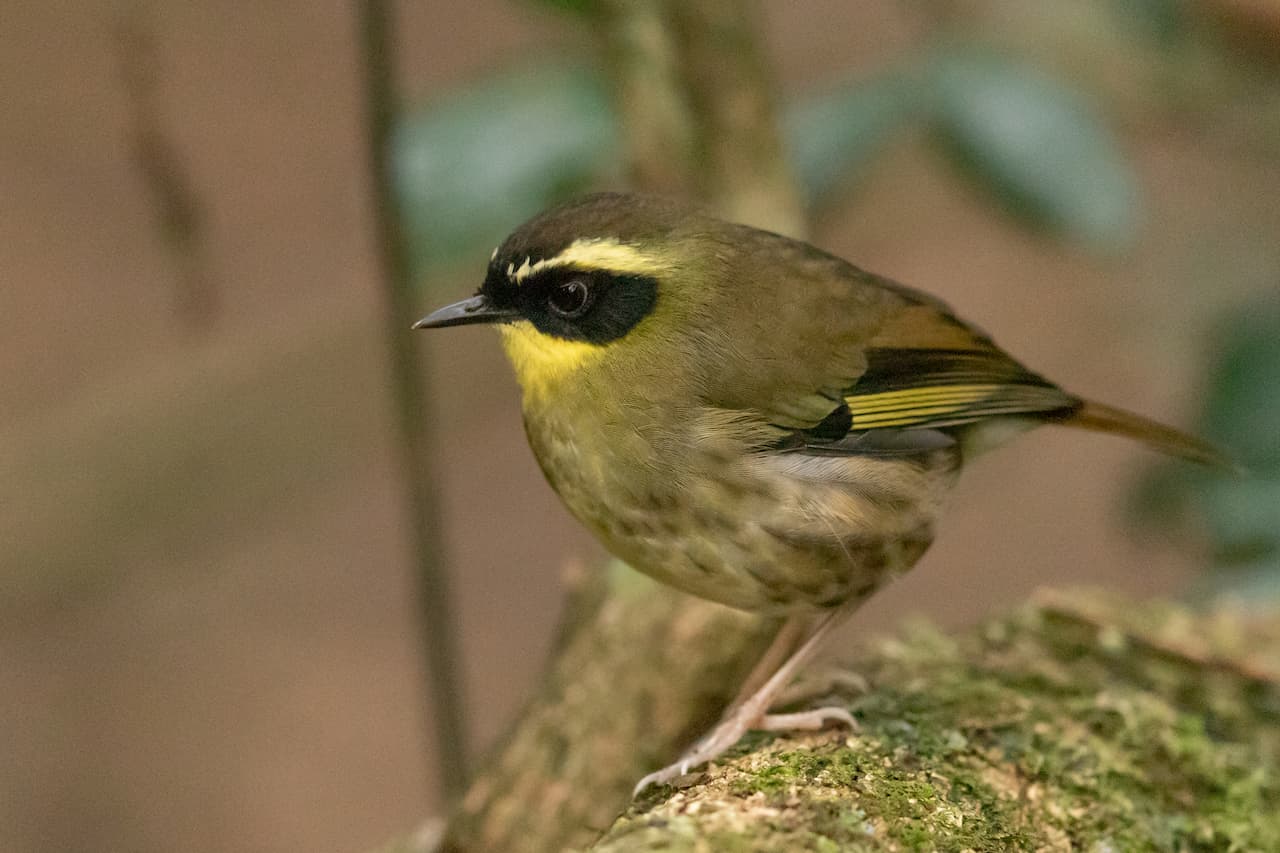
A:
[[416, 191, 1225, 788]]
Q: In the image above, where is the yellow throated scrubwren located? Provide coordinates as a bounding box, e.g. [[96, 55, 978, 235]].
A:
[[416, 192, 1226, 791]]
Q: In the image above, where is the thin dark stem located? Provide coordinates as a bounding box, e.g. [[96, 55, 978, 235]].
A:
[[116, 5, 216, 332], [358, 0, 469, 797]]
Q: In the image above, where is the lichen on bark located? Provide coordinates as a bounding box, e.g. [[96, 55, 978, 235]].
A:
[[590, 590, 1280, 852]]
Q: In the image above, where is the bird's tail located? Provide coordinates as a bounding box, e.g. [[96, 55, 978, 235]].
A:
[[1056, 399, 1235, 470]]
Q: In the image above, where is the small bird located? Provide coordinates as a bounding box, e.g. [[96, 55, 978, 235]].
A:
[[415, 192, 1225, 793]]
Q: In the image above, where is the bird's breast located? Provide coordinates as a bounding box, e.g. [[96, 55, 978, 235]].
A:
[[522, 401, 955, 614]]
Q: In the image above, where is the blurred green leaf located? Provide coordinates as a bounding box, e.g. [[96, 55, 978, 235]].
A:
[[1193, 557, 1280, 604], [1131, 296, 1280, 597], [930, 51, 1140, 252], [1200, 300, 1280, 474], [1197, 298, 1280, 580], [1110, 0, 1190, 45], [1200, 475, 1280, 563], [392, 66, 617, 279], [784, 72, 923, 208], [393, 51, 1145, 277]]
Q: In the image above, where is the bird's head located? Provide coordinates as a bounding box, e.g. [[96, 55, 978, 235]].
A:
[[415, 193, 720, 399]]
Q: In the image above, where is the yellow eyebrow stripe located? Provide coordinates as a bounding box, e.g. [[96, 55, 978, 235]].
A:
[[509, 238, 673, 283]]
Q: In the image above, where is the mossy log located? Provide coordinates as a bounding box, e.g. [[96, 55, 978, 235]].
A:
[[382, 579, 1280, 853], [591, 589, 1280, 852], [436, 564, 780, 853]]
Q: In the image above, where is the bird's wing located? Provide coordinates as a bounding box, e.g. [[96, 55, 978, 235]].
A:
[[707, 245, 911, 429], [767, 271, 1080, 456], [706, 232, 1079, 444], [845, 280, 1079, 428], [841, 346, 1077, 432]]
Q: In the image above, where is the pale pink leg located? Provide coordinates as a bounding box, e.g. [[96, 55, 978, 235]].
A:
[[726, 613, 813, 711], [634, 606, 857, 795]]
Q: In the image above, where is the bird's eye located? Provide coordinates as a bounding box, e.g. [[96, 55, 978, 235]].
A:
[[547, 279, 593, 319]]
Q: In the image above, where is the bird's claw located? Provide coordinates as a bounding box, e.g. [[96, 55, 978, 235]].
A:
[[632, 704, 858, 797], [758, 705, 859, 732], [633, 765, 679, 797]]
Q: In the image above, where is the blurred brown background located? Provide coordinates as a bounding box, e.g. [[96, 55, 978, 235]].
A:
[[2, 2, 1277, 852]]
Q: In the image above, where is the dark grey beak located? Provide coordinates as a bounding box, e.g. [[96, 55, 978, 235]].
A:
[[413, 294, 518, 329]]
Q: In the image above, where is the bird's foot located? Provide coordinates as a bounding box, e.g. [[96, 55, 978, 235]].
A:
[[756, 705, 859, 732], [632, 704, 857, 796], [777, 667, 869, 707]]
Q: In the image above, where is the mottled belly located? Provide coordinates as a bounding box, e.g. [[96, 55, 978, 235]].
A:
[[575, 463, 943, 614], [525, 408, 954, 614]]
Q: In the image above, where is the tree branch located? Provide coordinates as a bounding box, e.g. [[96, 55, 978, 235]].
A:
[[441, 564, 778, 852], [668, 0, 805, 236]]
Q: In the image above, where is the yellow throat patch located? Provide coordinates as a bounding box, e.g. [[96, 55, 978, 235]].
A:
[[498, 320, 606, 399]]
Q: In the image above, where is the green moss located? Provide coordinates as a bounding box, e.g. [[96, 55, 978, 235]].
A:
[[729, 761, 802, 796], [722, 733, 1032, 850], [592, 594, 1280, 852]]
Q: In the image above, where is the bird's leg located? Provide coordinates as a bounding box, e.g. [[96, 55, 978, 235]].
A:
[[724, 613, 813, 712], [634, 606, 857, 795]]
